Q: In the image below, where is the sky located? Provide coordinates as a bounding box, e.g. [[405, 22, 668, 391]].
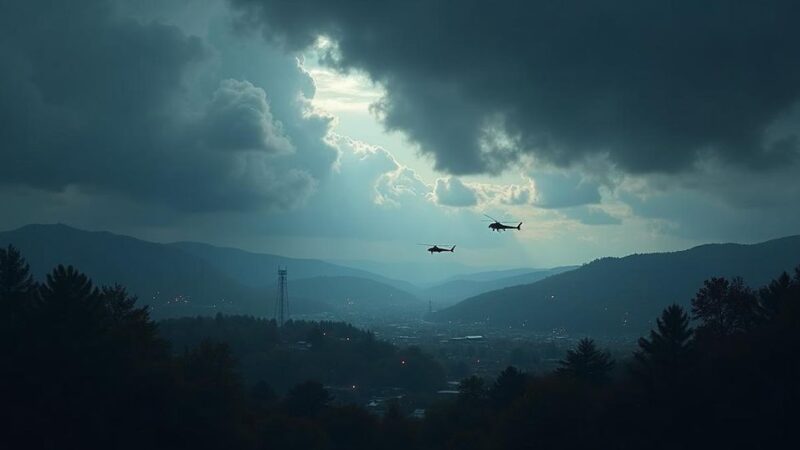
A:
[[1, 0, 799, 276]]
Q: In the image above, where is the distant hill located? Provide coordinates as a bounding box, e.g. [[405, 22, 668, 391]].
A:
[[0, 224, 415, 319], [430, 236, 800, 335], [0, 224, 264, 317], [172, 241, 419, 294], [423, 266, 577, 307], [439, 267, 545, 284], [324, 258, 518, 287]]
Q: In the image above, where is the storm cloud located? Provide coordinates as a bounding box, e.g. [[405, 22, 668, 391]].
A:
[[533, 172, 603, 209], [233, 0, 800, 175], [2, 0, 800, 268], [0, 0, 337, 212]]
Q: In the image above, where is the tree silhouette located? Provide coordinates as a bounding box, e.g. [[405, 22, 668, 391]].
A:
[[37, 264, 105, 347], [691, 276, 760, 339], [758, 271, 794, 319], [102, 284, 147, 322], [0, 245, 36, 319], [98, 284, 164, 361], [490, 366, 527, 408], [0, 246, 38, 447], [458, 375, 488, 404], [634, 304, 693, 389], [39, 265, 99, 311], [557, 338, 614, 383]]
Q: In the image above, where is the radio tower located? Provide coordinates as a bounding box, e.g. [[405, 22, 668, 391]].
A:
[[274, 267, 289, 326]]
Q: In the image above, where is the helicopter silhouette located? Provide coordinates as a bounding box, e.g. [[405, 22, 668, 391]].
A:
[[418, 244, 456, 254], [484, 214, 522, 232]]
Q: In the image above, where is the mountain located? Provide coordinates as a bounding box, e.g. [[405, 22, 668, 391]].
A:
[[430, 236, 800, 335], [0, 224, 269, 317], [0, 224, 412, 319], [173, 241, 420, 294], [325, 258, 520, 287], [424, 266, 577, 307], [439, 267, 546, 284]]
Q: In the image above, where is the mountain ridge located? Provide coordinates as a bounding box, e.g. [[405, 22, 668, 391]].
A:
[[0, 224, 420, 319], [430, 234, 800, 334]]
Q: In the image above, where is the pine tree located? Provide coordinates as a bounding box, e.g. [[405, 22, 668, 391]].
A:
[[39, 264, 98, 306], [0, 245, 36, 318], [634, 304, 693, 388], [99, 284, 165, 362], [0, 246, 37, 425], [37, 264, 105, 346], [557, 338, 614, 383], [759, 271, 793, 319]]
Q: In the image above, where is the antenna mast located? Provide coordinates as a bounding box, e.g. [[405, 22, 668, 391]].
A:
[[275, 267, 289, 326]]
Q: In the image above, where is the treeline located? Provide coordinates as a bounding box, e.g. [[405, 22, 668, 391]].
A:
[[419, 271, 800, 449], [0, 245, 444, 449], [159, 315, 445, 392], [1, 244, 799, 449]]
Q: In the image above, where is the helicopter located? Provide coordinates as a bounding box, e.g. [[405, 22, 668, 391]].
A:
[[484, 214, 522, 232], [418, 244, 456, 254]]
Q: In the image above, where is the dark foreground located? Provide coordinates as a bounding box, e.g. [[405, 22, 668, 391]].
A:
[[1, 245, 799, 449]]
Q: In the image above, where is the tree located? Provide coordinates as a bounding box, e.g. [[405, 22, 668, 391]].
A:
[[756, 267, 800, 334], [691, 276, 760, 339], [0, 246, 38, 446], [6, 263, 181, 450], [758, 271, 795, 319], [458, 375, 488, 404], [490, 366, 527, 408], [634, 304, 693, 388], [0, 245, 36, 319], [557, 338, 614, 384], [36, 264, 106, 350], [98, 284, 164, 360], [38, 264, 100, 312]]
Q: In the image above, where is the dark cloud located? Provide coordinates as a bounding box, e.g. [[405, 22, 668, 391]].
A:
[[562, 206, 622, 226], [0, 0, 336, 212], [201, 79, 293, 153], [233, 0, 800, 175], [533, 172, 602, 209], [433, 177, 478, 207], [617, 158, 800, 241]]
